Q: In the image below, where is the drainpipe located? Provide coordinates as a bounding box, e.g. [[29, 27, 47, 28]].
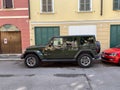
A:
[[28, 0, 31, 19], [100, 0, 103, 16]]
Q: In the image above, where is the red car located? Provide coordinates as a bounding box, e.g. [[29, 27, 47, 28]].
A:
[[101, 45, 120, 65]]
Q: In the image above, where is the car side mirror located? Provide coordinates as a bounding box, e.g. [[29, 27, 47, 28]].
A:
[[49, 44, 51, 47], [49, 42, 53, 47]]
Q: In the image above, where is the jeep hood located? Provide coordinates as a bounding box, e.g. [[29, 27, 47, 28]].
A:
[[103, 48, 120, 53]]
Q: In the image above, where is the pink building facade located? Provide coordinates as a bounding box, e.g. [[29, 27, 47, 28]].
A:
[[0, 0, 30, 54]]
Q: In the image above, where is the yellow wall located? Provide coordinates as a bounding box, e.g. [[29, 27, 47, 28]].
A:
[[30, 0, 120, 21], [30, 0, 120, 51]]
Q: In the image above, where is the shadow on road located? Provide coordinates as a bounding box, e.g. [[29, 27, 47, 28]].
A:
[[40, 62, 79, 68], [1, 59, 118, 69]]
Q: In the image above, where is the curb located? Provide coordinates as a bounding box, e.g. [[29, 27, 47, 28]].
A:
[[0, 54, 22, 61], [0, 58, 23, 61]]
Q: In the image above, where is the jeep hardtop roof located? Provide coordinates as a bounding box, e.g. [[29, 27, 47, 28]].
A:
[[51, 35, 96, 38]]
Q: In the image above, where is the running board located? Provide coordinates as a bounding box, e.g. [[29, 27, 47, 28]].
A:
[[42, 59, 76, 62]]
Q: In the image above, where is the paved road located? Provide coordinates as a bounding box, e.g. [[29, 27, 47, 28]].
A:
[[0, 60, 120, 90]]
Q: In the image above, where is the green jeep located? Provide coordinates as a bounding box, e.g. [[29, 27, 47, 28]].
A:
[[21, 35, 100, 68]]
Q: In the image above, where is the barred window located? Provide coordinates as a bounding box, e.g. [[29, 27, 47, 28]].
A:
[[79, 0, 92, 11], [113, 0, 120, 10], [3, 0, 13, 8], [41, 0, 54, 13]]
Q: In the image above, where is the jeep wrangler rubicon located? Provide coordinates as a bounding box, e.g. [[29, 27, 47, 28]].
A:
[[21, 35, 100, 68]]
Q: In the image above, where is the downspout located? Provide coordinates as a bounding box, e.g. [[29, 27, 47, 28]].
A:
[[100, 0, 103, 16], [28, 0, 31, 19]]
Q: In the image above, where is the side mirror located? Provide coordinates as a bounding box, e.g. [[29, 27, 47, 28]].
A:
[[49, 42, 53, 47], [49, 44, 51, 47]]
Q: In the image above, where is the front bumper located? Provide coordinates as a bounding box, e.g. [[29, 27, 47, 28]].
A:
[[101, 56, 118, 64], [20, 54, 25, 59]]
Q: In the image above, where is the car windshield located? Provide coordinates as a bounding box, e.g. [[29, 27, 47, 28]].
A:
[[115, 45, 120, 48]]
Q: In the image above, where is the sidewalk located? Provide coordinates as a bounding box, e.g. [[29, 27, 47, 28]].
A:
[[0, 54, 23, 61]]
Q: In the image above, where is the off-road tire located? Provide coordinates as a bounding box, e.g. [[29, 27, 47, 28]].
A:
[[25, 54, 40, 68], [77, 54, 93, 68]]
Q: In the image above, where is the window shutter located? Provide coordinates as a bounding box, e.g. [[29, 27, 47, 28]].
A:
[[48, 0, 52, 12], [113, 0, 119, 10], [86, 0, 90, 11], [113, 0, 117, 10], [42, 0, 47, 12], [80, 0, 85, 11]]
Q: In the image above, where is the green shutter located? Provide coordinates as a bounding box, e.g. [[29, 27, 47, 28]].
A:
[[35, 27, 60, 46], [110, 25, 120, 47]]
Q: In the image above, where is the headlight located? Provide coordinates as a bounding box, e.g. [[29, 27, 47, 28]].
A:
[[36, 50, 40, 53], [109, 53, 118, 56]]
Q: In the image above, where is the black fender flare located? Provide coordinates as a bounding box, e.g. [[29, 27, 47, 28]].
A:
[[75, 49, 95, 59], [22, 50, 43, 60]]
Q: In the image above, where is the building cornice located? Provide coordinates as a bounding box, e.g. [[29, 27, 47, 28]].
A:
[[0, 8, 28, 11], [0, 16, 29, 19], [31, 19, 120, 25]]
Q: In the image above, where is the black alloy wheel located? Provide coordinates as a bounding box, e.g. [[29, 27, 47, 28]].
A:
[[25, 54, 40, 68], [77, 54, 93, 68]]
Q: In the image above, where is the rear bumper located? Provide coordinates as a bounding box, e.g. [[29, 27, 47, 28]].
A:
[[94, 54, 101, 60]]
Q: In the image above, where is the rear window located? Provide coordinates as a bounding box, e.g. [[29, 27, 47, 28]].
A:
[[80, 36, 95, 45]]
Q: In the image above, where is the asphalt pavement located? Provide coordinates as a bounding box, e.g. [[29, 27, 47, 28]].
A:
[[0, 59, 120, 90]]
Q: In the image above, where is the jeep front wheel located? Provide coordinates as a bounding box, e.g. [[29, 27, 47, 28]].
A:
[[77, 54, 93, 68], [25, 54, 40, 68]]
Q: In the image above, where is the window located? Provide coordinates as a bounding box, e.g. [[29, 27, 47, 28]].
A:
[[52, 37, 78, 50], [78, 0, 92, 12], [80, 36, 95, 47], [41, 0, 54, 13], [53, 38, 63, 46], [113, 0, 120, 10], [3, 0, 13, 8], [0, 24, 19, 31]]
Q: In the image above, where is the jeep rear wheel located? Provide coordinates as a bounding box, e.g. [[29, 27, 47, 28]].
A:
[[25, 54, 40, 68], [77, 54, 93, 68]]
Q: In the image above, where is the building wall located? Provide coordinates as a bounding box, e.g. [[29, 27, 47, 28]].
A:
[[30, 0, 120, 21], [30, 0, 120, 51], [0, 0, 30, 52], [0, 0, 28, 8]]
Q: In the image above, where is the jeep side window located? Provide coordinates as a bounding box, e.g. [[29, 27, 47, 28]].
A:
[[63, 37, 78, 50], [80, 36, 94, 46], [48, 37, 78, 50], [53, 38, 63, 49]]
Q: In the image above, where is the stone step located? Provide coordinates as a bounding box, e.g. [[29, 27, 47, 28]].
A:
[[0, 54, 21, 57], [0, 54, 22, 61]]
